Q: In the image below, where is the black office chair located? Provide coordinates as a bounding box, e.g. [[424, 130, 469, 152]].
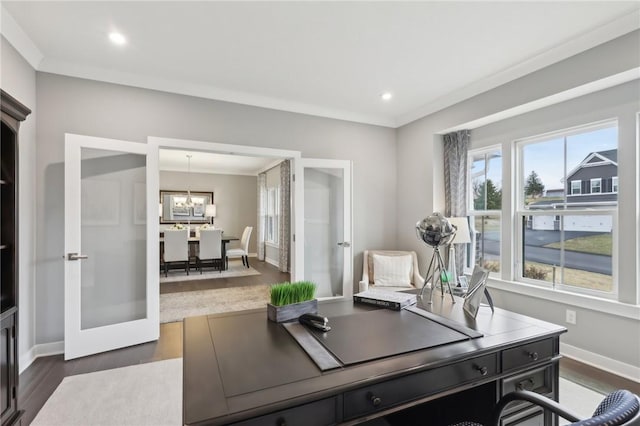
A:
[[452, 389, 640, 426]]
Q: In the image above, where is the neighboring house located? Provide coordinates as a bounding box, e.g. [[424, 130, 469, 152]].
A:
[[528, 149, 617, 232], [544, 188, 564, 198], [566, 149, 618, 206]]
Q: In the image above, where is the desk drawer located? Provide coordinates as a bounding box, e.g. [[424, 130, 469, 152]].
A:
[[502, 339, 554, 372], [344, 353, 497, 420], [231, 397, 337, 426]]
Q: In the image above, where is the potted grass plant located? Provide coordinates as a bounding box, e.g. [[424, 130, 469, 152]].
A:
[[267, 281, 317, 322]]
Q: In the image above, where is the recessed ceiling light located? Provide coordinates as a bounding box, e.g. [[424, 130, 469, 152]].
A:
[[109, 32, 127, 46], [381, 92, 392, 101]]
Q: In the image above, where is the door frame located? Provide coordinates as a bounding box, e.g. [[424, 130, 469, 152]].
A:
[[64, 133, 159, 360], [147, 137, 303, 280]]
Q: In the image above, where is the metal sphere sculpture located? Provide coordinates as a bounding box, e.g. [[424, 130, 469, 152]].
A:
[[416, 212, 457, 304], [415, 213, 456, 248]]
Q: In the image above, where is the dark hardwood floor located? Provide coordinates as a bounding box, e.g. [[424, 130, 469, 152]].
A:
[[18, 262, 638, 425], [559, 356, 640, 395]]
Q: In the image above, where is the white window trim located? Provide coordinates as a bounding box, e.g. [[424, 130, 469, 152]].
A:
[[570, 180, 581, 195], [514, 120, 618, 299], [467, 146, 502, 276], [590, 178, 602, 194], [265, 186, 280, 245], [612, 176, 618, 193]]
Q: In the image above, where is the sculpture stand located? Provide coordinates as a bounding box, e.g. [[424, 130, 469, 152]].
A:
[[418, 245, 456, 304]]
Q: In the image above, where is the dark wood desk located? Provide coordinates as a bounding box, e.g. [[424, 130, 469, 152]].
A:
[[159, 235, 238, 271], [183, 297, 566, 426]]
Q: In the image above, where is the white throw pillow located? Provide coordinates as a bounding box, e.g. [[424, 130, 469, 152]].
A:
[[372, 254, 412, 287]]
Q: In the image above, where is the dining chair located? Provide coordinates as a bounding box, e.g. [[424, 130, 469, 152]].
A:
[[226, 226, 253, 268], [197, 229, 223, 273], [163, 229, 189, 277]]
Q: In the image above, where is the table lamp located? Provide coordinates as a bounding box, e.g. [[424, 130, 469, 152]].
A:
[[447, 217, 471, 287], [205, 204, 217, 226]]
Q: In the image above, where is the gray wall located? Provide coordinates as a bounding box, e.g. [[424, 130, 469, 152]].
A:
[[159, 170, 258, 253], [35, 72, 397, 345], [396, 31, 640, 369], [1, 36, 37, 364]]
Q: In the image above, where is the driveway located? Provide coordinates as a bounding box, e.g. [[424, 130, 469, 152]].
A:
[[478, 230, 611, 275]]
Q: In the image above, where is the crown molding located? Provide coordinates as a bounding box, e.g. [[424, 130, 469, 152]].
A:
[[0, 5, 43, 69], [2, 5, 638, 129], [396, 9, 640, 128], [38, 58, 396, 128]]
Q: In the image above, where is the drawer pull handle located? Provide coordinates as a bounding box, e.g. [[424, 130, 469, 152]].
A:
[[276, 417, 286, 426], [367, 392, 382, 407], [528, 351, 539, 361], [476, 366, 488, 376], [516, 378, 535, 391]]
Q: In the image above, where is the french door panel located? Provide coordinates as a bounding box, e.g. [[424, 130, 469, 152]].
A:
[[295, 159, 352, 299], [64, 134, 158, 360]]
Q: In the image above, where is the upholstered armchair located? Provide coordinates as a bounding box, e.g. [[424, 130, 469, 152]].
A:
[[359, 250, 425, 293]]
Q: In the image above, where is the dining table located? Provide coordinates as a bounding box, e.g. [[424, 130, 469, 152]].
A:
[[159, 233, 239, 271]]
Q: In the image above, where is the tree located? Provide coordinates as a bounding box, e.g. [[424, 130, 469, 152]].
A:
[[473, 179, 502, 210], [524, 170, 545, 199]]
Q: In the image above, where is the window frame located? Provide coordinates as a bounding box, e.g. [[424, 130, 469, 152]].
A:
[[612, 176, 618, 193], [514, 120, 618, 299], [570, 180, 581, 195], [466, 145, 502, 276], [590, 178, 602, 194], [265, 186, 280, 245]]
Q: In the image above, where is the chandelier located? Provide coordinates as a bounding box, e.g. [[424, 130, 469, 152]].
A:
[[185, 154, 194, 208]]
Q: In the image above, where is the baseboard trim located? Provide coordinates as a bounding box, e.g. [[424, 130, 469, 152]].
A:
[[265, 257, 279, 268], [561, 342, 640, 383], [19, 341, 64, 374]]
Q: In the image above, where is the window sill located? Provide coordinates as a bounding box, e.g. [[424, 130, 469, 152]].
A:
[[487, 278, 640, 321], [265, 242, 279, 249]]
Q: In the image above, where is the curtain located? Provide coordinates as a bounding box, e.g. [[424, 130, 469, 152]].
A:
[[443, 130, 470, 277], [257, 172, 267, 261], [279, 160, 291, 272]]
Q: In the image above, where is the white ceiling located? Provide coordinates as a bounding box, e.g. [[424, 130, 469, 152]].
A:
[[159, 149, 277, 175], [2, 2, 639, 128]]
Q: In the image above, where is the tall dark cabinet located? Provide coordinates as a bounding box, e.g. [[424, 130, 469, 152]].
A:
[[1, 89, 31, 426]]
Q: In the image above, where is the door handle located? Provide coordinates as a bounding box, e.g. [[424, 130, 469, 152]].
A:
[[337, 242, 351, 248], [67, 253, 89, 261]]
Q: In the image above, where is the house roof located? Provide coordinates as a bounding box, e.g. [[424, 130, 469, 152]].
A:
[[565, 149, 617, 181]]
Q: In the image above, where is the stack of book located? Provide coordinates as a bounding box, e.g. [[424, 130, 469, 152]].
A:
[[353, 290, 417, 311]]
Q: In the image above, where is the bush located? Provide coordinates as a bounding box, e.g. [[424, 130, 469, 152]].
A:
[[482, 261, 500, 272], [524, 265, 548, 280]]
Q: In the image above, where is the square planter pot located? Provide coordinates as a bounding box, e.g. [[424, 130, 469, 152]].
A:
[[267, 299, 318, 323]]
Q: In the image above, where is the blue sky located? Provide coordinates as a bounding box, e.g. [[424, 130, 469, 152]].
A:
[[522, 126, 617, 190], [471, 125, 617, 192]]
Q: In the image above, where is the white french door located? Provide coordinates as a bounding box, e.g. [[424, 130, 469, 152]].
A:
[[64, 134, 159, 360], [294, 159, 352, 299]]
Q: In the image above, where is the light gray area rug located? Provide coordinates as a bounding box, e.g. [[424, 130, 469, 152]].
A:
[[160, 284, 271, 323], [31, 358, 182, 426], [559, 377, 604, 424], [160, 259, 260, 283]]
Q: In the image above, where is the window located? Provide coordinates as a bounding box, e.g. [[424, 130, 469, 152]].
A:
[[517, 121, 617, 296], [467, 148, 501, 273], [612, 176, 618, 193], [265, 187, 280, 244], [570, 180, 581, 195]]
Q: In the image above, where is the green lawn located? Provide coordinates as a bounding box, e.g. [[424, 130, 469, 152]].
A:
[[545, 234, 612, 256], [524, 261, 612, 292]]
